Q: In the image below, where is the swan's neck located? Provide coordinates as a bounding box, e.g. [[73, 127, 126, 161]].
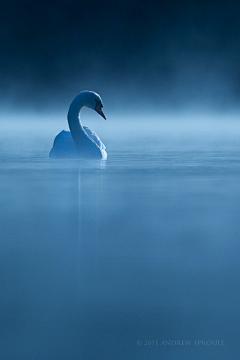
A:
[[67, 98, 85, 147]]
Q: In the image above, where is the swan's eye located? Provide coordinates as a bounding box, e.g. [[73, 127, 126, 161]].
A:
[[95, 99, 103, 111], [94, 99, 106, 120]]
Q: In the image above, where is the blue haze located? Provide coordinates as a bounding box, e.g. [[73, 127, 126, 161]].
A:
[[0, 113, 240, 359]]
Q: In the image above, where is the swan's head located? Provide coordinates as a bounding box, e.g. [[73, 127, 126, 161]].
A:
[[80, 90, 106, 120]]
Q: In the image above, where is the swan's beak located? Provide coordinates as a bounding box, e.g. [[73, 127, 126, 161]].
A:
[[96, 108, 107, 120]]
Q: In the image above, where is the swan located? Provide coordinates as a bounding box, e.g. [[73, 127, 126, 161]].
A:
[[49, 90, 107, 159]]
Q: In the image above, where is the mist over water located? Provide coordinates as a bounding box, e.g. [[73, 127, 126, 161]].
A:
[[1, 0, 240, 111], [1, 111, 240, 155]]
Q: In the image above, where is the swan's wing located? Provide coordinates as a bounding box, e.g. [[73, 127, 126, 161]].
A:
[[49, 129, 107, 159], [49, 130, 78, 158], [83, 126, 106, 150]]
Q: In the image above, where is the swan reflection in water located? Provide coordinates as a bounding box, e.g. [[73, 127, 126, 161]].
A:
[[50, 91, 107, 160]]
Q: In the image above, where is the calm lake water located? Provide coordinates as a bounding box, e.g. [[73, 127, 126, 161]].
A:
[[0, 115, 240, 359]]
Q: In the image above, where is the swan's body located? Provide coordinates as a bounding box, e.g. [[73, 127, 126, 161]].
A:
[[49, 91, 107, 159]]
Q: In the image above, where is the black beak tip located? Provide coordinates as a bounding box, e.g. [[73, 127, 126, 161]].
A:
[[96, 109, 107, 120]]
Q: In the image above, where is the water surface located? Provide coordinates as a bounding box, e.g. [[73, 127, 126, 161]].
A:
[[0, 116, 240, 360]]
